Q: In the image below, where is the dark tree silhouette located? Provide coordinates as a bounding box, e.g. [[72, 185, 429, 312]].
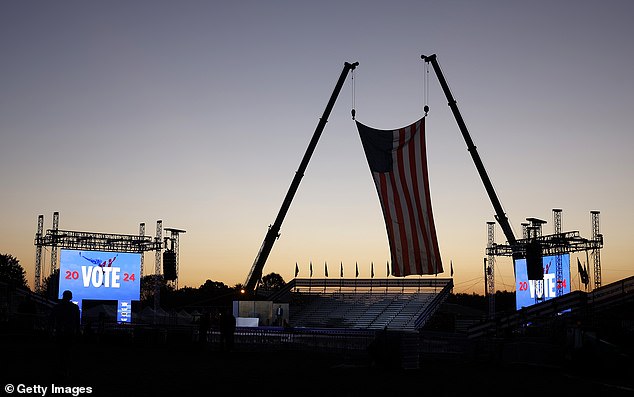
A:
[[260, 272, 286, 292], [42, 269, 59, 299], [0, 253, 28, 289], [448, 291, 515, 314], [140, 274, 171, 302], [199, 279, 230, 294]]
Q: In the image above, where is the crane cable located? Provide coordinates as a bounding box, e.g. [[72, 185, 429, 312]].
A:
[[350, 67, 356, 120], [423, 58, 430, 117]]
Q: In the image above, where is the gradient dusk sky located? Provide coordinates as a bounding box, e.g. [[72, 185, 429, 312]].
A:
[[2, 1, 633, 294]]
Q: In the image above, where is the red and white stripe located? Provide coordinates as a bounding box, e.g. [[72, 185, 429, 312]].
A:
[[372, 118, 442, 276]]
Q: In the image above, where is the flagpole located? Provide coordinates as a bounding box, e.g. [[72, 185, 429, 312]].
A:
[[577, 257, 581, 291], [339, 262, 343, 294], [309, 261, 312, 294]]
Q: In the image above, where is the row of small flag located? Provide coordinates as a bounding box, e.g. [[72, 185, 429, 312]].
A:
[[294, 260, 454, 278]]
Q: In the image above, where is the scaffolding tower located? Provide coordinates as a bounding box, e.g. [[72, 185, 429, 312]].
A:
[[553, 209, 563, 297], [486, 221, 495, 319], [591, 211, 602, 289]]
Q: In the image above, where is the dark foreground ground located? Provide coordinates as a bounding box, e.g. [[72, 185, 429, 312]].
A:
[[3, 332, 633, 397]]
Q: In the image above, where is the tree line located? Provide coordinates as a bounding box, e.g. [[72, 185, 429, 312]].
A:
[[1, 252, 513, 313], [0, 253, 287, 310]]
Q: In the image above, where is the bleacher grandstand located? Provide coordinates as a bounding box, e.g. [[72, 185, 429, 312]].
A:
[[269, 277, 453, 331]]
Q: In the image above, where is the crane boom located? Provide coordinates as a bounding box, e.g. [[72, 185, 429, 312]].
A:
[[243, 61, 359, 293], [422, 54, 518, 250]]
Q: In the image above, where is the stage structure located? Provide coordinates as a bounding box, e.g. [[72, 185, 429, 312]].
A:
[[33, 211, 185, 294], [485, 208, 603, 312]]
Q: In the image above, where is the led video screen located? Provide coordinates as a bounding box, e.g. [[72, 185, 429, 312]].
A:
[[58, 249, 141, 304], [514, 253, 570, 310]]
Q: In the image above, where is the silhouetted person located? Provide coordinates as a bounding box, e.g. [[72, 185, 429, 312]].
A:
[[50, 290, 81, 377], [275, 305, 283, 326], [219, 308, 236, 352]]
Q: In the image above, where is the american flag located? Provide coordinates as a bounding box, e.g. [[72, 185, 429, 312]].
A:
[[356, 117, 442, 276]]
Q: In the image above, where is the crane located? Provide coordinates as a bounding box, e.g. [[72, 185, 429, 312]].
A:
[[422, 54, 518, 253], [243, 61, 359, 294]]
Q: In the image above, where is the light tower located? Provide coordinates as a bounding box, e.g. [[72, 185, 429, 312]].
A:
[[486, 221, 496, 319], [139, 222, 146, 276], [591, 211, 602, 288], [50, 211, 59, 275], [154, 220, 162, 312], [34, 215, 44, 293], [553, 209, 563, 297]]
